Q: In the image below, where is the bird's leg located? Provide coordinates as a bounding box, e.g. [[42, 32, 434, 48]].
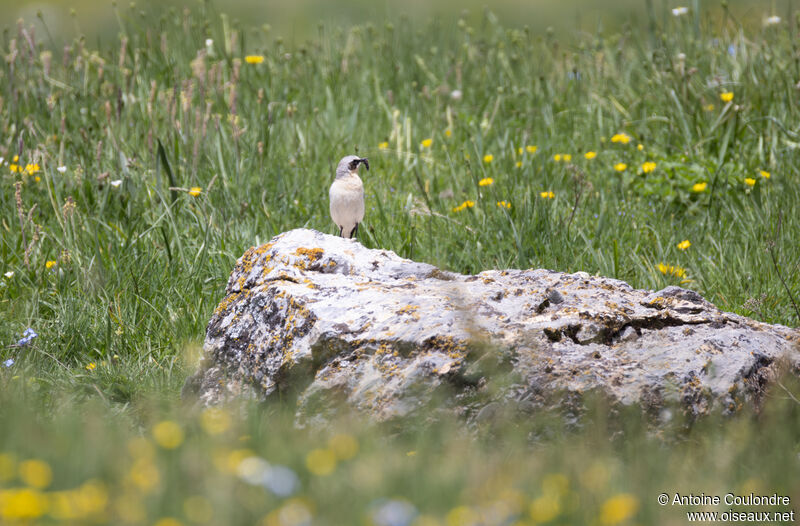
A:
[[338, 225, 343, 237], [352, 223, 359, 239]]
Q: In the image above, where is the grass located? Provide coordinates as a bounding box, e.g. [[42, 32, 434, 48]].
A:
[[1, 3, 799, 524]]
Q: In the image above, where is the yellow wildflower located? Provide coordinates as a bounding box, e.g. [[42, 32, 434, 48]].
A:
[[86, 362, 96, 371], [45, 260, 57, 269], [637, 144, 644, 151], [529, 495, 561, 523], [378, 142, 389, 149], [189, 187, 202, 197], [153, 421, 184, 450], [0, 488, 48, 519], [584, 151, 597, 160], [614, 163, 627, 172], [497, 201, 511, 209], [553, 154, 562, 162], [478, 177, 494, 186], [200, 408, 231, 435], [444, 129, 452, 137], [483, 154, 493, 163], [692, 182, 707, 192], [759, 170, 770, 179], [744, 177, 755, 187], [526, 145, 537, 153], [641, 161, 656, 173], [720, 92, 734, 103], [328, 434, 359, 460], [517, 147, 523, 155], [25, 164, 40, 175], [600, 494, 639, 525], [10, 164, 21, 173], [515, 161, 522, 168], [13, 155, 19, 162], [563, 154, 572, 161], [704, 103, 715, 111], [452, 200, 475, 212], [19, 460, 53, 489], [540, 191, 555, 199], [244, 55, 265, 64], [305, 448, 337, 476], [657, 262, 686, 278], [610, 133, 631, 144], [677, 239, 691, 250], [421, 138, 433, 148]]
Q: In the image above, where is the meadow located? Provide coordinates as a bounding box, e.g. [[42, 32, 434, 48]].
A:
[[1, 2, 800, 524]]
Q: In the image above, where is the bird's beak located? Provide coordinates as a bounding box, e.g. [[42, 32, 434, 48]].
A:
[[359, 158, 370, 171]]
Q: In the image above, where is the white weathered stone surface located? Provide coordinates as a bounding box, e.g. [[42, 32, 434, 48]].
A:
[[183, 229, 800, 422]]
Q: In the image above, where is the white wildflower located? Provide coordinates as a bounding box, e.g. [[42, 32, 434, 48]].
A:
[[57, 166, 66, 173], [672, 6, 689, 16]]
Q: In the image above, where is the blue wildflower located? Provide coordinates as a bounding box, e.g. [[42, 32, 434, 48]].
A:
[[3, 358, 13, 368], [16, 328, 38, 346]]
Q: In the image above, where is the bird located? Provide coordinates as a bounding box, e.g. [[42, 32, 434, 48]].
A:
[[329, 155, 369, 239]]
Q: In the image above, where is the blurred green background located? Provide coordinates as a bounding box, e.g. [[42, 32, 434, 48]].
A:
[[1, 0, 793, 44]]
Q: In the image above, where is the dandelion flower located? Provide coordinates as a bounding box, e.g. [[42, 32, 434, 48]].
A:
[[305, 448, 337, 476], [526, 145, 537, 154], [637, 144, 644, 151], [420, 138, 432, 148], [692, 182, 707, 192], [641, 161, 656, 173], [584, 151, 597, 160], [189, 187, 202, 197], [45, 260, 57, 269], [19, 460, 53, 489], [600, 494, 639, 525], [540, 191, 555, 199], [553, 154, 562, 162], [677, 239, 691, 250], [720, 92, 734, 103], [759, 170, 770, 179], [672, 6, 688, 16], [657, 262, 687, 278], [497, 200, 511, 209], [378, 142, 389, 149], [244, 55, 265, 64], [153, 421, 185, 449], [57, 166, 66, 173], [610, 133, 631, 144], [483, 154, 493, 163], [614, 163, 627, 172], [744, 177, 755, 187], [478, 177, 494, 186]]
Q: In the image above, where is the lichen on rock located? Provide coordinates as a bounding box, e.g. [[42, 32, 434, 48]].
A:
[[183, 229, 800, 424]]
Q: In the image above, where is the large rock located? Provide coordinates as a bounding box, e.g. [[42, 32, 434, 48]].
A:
[[183, 229, 800, 423]]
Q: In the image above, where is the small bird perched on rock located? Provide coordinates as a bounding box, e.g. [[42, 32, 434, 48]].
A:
[[329, 155, 369, 239]]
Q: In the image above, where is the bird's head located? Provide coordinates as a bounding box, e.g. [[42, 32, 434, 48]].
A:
[[336, 155, 369, 178]]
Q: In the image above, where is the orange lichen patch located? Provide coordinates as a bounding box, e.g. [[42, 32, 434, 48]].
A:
[[238, 242, 275, 274], [214, 292, 241, 315], [396, 305, 421, 321], [295, 247, 324, 262]]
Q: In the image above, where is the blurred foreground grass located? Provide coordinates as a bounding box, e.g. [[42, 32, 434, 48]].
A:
[[1, 2, 800, 524], [1, 373, 800, 525]]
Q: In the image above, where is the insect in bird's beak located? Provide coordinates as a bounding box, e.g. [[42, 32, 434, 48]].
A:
[[359, 158, 369, 171]]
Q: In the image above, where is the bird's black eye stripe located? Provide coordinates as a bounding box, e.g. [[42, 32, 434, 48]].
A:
[[349, 160, 359, 170]]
